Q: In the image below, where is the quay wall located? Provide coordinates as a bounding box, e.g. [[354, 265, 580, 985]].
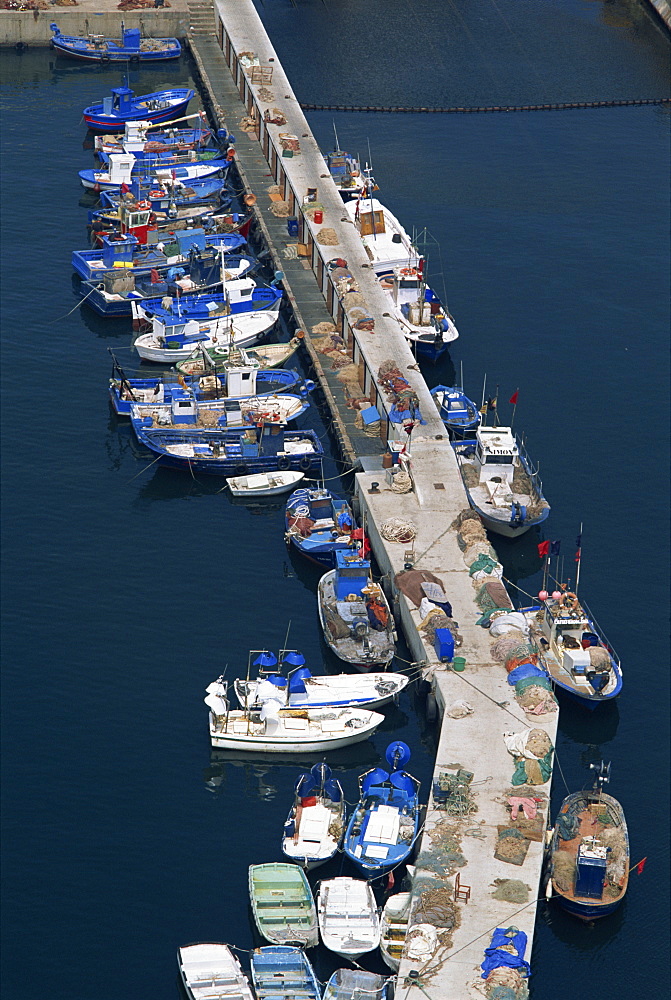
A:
[[0, 1, 190, 47], [200, 2, 559, 995]]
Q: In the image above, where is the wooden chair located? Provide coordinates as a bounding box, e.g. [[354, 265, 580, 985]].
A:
[[454, 871, 471, 903]]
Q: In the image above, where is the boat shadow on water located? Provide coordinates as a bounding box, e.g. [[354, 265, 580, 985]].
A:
[[205, 742, 383, 793], [540, 887, 627, 942]]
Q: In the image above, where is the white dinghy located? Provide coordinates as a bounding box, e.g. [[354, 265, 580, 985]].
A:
[[226, 470, 305, 498], [317, 876, 380, 960], [379, 891, 412, 971], [177, 942, 255, 1000], [204, 678, 383, 753]]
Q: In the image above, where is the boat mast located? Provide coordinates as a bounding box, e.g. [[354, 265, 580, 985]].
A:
[[575, 522, 583, 596]]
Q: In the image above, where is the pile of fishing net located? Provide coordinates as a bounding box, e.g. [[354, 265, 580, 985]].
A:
[[503, 728, 554, 785], [457, 519, 488, 550], [420, 609, 462, 649], [491, 631, 530, 662], [468, 553, 504, 581], [381, 518, 416, 543], [460, 463, 480, 489], [494, 827, 530, 866], [551, 850, 575, 893], [269, 200, 292, 217], [414, 883, 459, 930], [490, 879, 530, 903], [316, 228, 339, 246], [118, 0, 169, 8]]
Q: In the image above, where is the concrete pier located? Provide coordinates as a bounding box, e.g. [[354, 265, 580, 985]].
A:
[[0, 0, 191, 47], [190, 2, 559, 996]]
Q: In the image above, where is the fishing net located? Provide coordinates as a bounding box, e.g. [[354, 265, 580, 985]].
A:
[[514, 676, 552, 697], [323, 605, 349, 640], [491, 632, 529, 662], [269, 201, 291, 217], [316, 228, 339, 245], [525, 730, 553, 757], [414, 884, 459, 929], [516, 685, 557, 715], [311, 321, 338, 338], [463, 541, 498, 566], [494, 828, 530, 866], [460, 464, 480, 489], [491, 879, 530, 904], [476, 580, 513, 612], [505, 653, 538, 673], [589, 646, 612, 668], [551, 851, 575, 892]]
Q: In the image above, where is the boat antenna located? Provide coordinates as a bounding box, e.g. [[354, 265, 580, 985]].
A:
[[480, 374, 487, 424], [460, 360, 464, 392], [281, 620, 292, 666], [574, 522, 583, 596], [493, 385, 499, 427], [332, 120, 340, 154], [510, 388, 519, 431]]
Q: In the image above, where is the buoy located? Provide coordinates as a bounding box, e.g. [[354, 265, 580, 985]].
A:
[[538, 590, 549, 600], [551, 590, 562, 600]]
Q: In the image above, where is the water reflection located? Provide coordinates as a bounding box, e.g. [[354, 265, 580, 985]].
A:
[[540, 891, 627, 948], [558, 698, 620, 750]]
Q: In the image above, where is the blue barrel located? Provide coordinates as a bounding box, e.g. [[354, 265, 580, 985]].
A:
[[287, 217, 299, 237]]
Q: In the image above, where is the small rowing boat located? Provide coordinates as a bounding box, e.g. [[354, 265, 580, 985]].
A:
[[177, 942, 254, 1000], [317, 877, 380, 959], [249, 863, 319, 947], [250, 946, 320, 1000], [227, 470, 305, 498]]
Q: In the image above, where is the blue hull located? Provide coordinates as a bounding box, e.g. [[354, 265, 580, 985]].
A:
[[285, 488, 357, 568], [553, 673, 622, 710], [83, 88, 194, 133], [554, 892, 624, 921], [413, 338, 450, 362]]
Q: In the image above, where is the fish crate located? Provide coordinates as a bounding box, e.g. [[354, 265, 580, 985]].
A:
[[249, 66, 274, 86]]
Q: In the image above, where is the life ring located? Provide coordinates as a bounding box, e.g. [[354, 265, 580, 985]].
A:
[[233, 463, 248, 477], [299, 456, 312, 472], [400, 267, 416, 277], [129, 55, 140, 65], [100, 53, 110, 64], [149, 190, 166, 200], [559, 591, 579, 612], [277, 455, 291, 471]]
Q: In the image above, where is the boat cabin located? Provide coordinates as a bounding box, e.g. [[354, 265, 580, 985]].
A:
[[335, 552, 370, 601], [103, 87, 136, 117], [100, 231, 138, 268], [541, 599, 602, 676], [358, 205, 386, 238], [470, 426, 520, 501], [118, 203, 158, 246], [105, 152, 136, 186], [326, 151, 360, 191], [575, 837, 609, 899]]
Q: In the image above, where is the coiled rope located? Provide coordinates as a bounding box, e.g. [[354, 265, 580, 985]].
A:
[[381, 518, 417, 543]]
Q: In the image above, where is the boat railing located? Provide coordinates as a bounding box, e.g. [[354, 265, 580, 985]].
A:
[[578, 600, 621, 668], [517, 436, 544, 497]]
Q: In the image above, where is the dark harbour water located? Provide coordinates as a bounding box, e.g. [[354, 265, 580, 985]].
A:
[[1, 2, 669, 998]]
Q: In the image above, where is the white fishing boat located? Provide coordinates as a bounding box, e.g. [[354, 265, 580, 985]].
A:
[[317, 877, 380, 960], [378, 264, 458, 360], [281, 763, 346, 870], [453, 425, 550, 537], [379, 891, 412, 971], [234, 659, 408, 711], [129, 392, 308, 434], [323, 969, 389, 1000], [204, 678, 383, 752], [177, 942, 255, 1000], [345, 189, 420, 273], [226, 470, 305, 498], [176, 337, 303, 376], [133, 310, 281, 363]]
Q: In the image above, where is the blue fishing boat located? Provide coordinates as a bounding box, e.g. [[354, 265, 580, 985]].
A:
[[520, 592, 622, 709], [324, 148, 365, 201], [250, 946, 321, 1000], [452, 425, 550, 537], [284, 487, 358, 568], [430, 384, 480, 437], [72, 229, 253, 282], [83, 83, 194, 132], [99, 174, 230, 213], [136, 283, 282, 326], [79, 154, 230, 192], [343, 741, 421, 878], [548, 762, 629, 921], [109, 357, 307, 418], [132, 423, 324, 477], [50, 23, 181, 63], [87, 199, 248, 248]]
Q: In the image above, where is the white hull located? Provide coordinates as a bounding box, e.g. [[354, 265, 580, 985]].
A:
[[317, 877, 380, 960], [234, 671, 408, 711], [208, 707, 383, 752], [227, 471, 305, 497], [345, 196, 420, 273], [134, 310, 279, 362], [178, 942, 255, 1000], [379, 891, 412, 971]]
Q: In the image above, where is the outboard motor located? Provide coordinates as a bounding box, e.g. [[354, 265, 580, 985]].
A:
[[586, 670, 609, 694], [352, 620, 369, 639]]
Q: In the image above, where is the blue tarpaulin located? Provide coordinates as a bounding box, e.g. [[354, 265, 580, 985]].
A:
[[481, 926, 530, 979], [507, 663, 546, 686]]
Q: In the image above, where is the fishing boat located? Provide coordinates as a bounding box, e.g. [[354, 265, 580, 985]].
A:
[[227, 470, 305, 499], [452, 425, 550, 537], [176, 338, 303, 376], [135, 282, 282, 327], [281, 763, 346, 870], [285, 487, 358, 568], [317, 877, 380, 959], [99, 175, 230, 216], [430, 384, 480, 437], [234, 657, 408, 712], [110, 364, 305, 418], [377, 265, 458, 361], [94, 118, 219, 159], [177, 942, 255, 1000], [78, 252, 255, 321], [78, 152, 229, 192], [379, 891, 412, 971], [51, 23, 181, 63], [250, 946, 320, 1000], [344, 188, 421, 273], [87, 198, 245, 247], [519, 591, 622, 708], [248, 863, 319, 948], [133, 302, 281, 363], [324, 148, 365, 201], [547, 762, 629, 920], [318, 553, 395, 670], [83, 83, 194, 132], [323, 969, 388, 1000], [134, 423, 324, 477], [343, 742, 421, 877], [204, 677, 383, 751], [129, 392, 309, 442]]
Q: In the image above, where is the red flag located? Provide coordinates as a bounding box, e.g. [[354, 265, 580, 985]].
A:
[[537, 540, 550, 558], [636, 857, 647, 874], [120, 182, 130, 194], [387, 869, 395, 891], [509, 390, 519, 405], [575, 549, 581, 563]]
